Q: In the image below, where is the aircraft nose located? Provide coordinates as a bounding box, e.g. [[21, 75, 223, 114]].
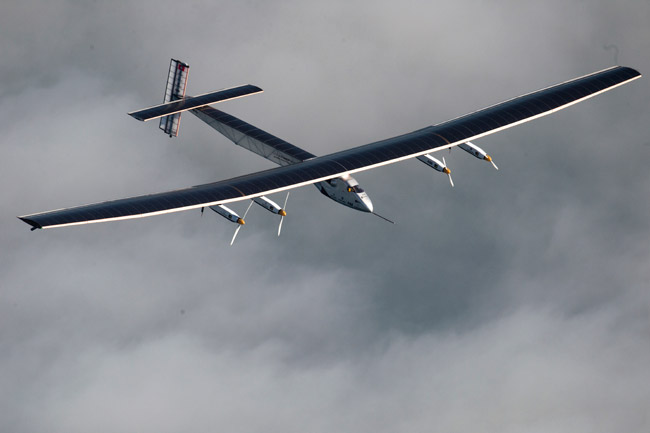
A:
[[361, 195, 374, 213]]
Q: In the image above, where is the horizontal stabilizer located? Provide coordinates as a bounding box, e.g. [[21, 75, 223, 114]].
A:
[[128, 84, 263, 122]]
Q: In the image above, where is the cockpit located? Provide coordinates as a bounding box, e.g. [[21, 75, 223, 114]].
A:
[[317, 176, 373, 213]]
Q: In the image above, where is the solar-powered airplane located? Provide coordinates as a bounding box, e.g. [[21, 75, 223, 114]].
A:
[[19, 59, 641, 244]]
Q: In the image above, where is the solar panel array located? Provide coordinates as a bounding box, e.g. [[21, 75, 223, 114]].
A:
[[20, 66, 640, 229]]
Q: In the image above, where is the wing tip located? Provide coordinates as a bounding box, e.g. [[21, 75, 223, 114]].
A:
[[127, 111, 146, 121], [18, 216, 42, 231], [619, 65, 642, 76]]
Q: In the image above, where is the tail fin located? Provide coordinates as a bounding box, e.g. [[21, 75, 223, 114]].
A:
[[127, 59, 263, 138], [159, 59, 190, 137]]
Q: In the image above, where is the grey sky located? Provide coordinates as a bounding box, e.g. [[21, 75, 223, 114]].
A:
[[2, 1, 649, 432]]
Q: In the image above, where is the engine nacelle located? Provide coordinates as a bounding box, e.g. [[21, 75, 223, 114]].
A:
[[209, 204, 245, 225], [253, 196, 286, 216], [417, 154, 450, 174], [416, 154, 454, 186], [458, 141, 498, 169]]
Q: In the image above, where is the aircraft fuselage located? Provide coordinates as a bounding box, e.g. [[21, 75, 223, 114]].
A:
[[315, 176, 373, 213]]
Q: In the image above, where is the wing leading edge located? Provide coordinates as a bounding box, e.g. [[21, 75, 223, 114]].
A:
[[19, 66, 641, 230]]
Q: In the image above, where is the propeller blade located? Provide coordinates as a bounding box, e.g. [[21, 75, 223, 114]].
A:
[[242, 200, 254, 219], [230, 225, 242, 246], [200, 207, 204, 217], [278, 216, 284, 237], [443, 156, 454, 187], [229, 201, 253, 246], [484, 154, 499, 170], [278, 192, 290, 236]]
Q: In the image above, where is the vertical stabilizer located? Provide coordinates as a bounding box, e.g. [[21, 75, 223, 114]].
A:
[[159, 59, 189, 137]]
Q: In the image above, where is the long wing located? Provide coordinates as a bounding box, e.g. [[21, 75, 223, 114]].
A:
[[19, 66, 641, 230]]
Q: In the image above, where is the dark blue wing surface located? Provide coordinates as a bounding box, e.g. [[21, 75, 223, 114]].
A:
[[20, 66, 641, 229]]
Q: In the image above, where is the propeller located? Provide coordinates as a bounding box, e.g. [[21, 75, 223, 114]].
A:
[[230, 201, 253, 246], [485, 155, 499, 170], [442, 156, 454, 187], [277, 192, 290, 236]]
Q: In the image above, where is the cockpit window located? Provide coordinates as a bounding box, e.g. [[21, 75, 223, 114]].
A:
[[347, 186, 365, 193]]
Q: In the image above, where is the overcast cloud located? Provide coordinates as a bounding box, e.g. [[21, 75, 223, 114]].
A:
[[1, 1, 649, 432]]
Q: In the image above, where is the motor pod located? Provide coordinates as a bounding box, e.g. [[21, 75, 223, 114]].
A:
[[210, 205, 245, 224], [253, 196, 286, 215], [458, 142, 498, 170], [417, 154, 454, 186], [417, 154, 448, 172]]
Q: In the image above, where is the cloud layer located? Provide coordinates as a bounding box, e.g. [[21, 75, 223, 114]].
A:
[[2, 1, 649, 432]]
